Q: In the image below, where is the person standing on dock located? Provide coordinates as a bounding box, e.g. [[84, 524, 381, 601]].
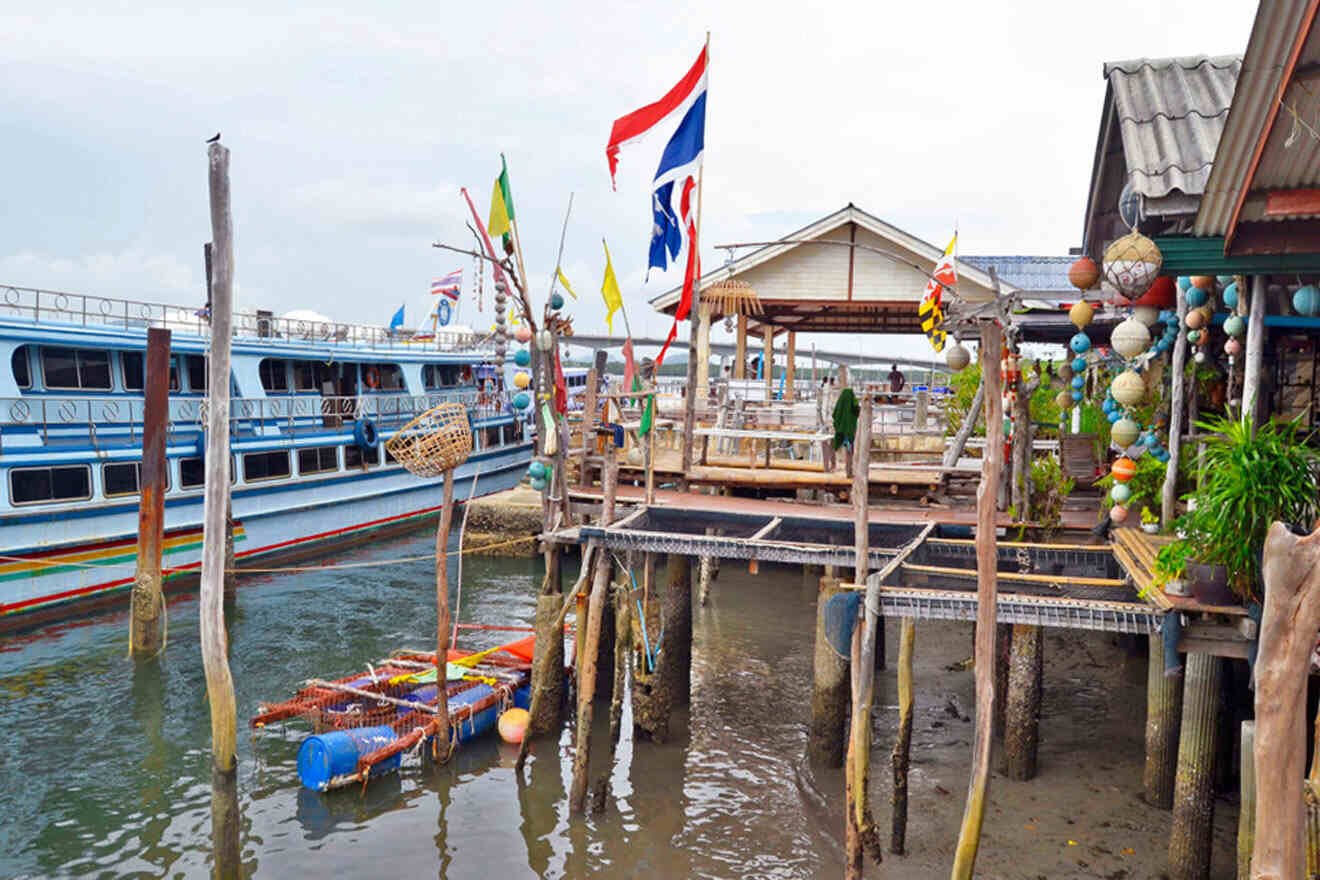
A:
[[887, 363, 906, 403]]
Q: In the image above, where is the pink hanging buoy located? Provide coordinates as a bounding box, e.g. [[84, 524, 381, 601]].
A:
[[1110, 504, 1130, 523]]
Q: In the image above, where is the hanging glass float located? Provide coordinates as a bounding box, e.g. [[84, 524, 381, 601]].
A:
[[1225, 337, 1243, 356], [1111, 370, 1145, 407], [1102, 231, 1163, 298], [1111, 504, 1130, 523], [1190, 276, 1216, 291], [1111, 317, 1151, 359], [1072, 390, 1083, 401], [512, 391, 530, 410], [513, 371, 531, 389], [1068, 256, 1100, 291], [1187, 329, 1201, 344], [1185, 309, 1207, 330], [515, 325, 533, 343], [550, 292, 565, 311], [1224, 315, 1246, 338], [1055, 390, 1073, 409], [1112, 417, 1140, 448], [1294, 284, 1320, 316], [945, 342, 971, 371], [528, 460, 546, 480], [530, 476, 547, 492], [1070, 332, 1092, 354], [1071, 356, 1087, 373], [1071, 375, 1085, 390]]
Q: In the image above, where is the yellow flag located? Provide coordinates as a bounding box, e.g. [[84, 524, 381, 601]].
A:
[[488, 176, 511, 239], [556, 267, 578, 300], [601, 241, 623, 334]]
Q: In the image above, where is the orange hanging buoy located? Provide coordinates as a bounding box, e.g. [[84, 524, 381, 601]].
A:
[[1112, 457, 1137, 483], [498, 707, 531, 744]]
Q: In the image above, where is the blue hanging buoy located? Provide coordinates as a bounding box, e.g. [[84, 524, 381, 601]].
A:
[[550, 292, 565, 311], [1070, 332, 1091, 354], [1294, 284, 1320, 317], [1177, 276, 1192, 292], [1072, 375, 1085, 390], [528, 460, 546, 479], [1186, 287, 1208, 308], [1217, 275, 1234, 286], [1107, 410, 1122, 424], [1072, 356, 1087, 373], [1222, 282, 1239, 309], [514, 348, 531, 367], [1072, 390, 1083, 401], [512, 391, 530, 410]]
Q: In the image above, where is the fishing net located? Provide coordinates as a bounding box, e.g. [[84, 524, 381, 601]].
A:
[[384, 402, 472, 477]]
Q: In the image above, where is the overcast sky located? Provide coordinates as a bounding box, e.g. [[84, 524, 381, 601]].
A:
[[0, 1, 1256, 363]]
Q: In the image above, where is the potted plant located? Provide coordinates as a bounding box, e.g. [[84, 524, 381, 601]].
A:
[[1167, 413, 1320, 604], [1140, 506, 1160, 534], [1152, 541, 1193, 598]]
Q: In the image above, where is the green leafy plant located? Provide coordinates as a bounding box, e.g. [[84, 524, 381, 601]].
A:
[[1095, 454, 1166, 512], [1152, 541, 1194, 590], [1168, 412, 1320, 600], [1141, 506, 1158, 525], [1028, 454, 1074, 540], [944, 362, 984, 439]]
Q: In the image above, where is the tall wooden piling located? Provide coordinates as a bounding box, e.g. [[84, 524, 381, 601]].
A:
[[591, 583, 632, 813], [223, 499, 237, 605], [1238, 720, 1256, 879], [130, 327, 170, 658], [1144, 631, 1183, 809], [1003, 624, 1043, 781], [807, 576, 849, 768], [1167, 651, 1223, 880], [660, 553, 693, 707], [951, 320, 1003, 880], [432, 471, 456, 759], [891, 618, 916, 855], [202, 141, 240, 878]]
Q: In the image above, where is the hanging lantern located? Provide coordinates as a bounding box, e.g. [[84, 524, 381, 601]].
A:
[[1186, 286, 1208, 308], [1069, 300, 1094, 329], [1102, 231, 1163, 298], [513, 371, 531, 390], [1225, 337, 1243, 356], [945, 342, 971, 372], [1112, 418, 1140, 448], [1111, 317, 1151, 359], [1111, 483, 1132, 504], [1222, 282, 1239, 310], [1133, 305, 1159, 327], [1111, 370, 1145, 407], [1224, 315, 1246, 338], [514, 348, 531, 367], [1133, 276, 1177, 310], [1055, 390, 1074, 410], [1112, 457, 1137, 482], [1190, 276, 1216, 291], [1111, 504, 1130, 523], [1185, 309, 1206, 330], [1070, 332, 1092, 354], [1294, 284, 1320, 316], [515, 325, 533, 344], [1068, 256, 1100, 291]]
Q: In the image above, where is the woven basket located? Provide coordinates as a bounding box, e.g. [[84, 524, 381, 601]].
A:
[[384, 402, 473, 477]]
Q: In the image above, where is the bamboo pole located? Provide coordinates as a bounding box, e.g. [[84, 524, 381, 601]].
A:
[[1242, 275, 1267, 428], [130, 326, 170, 657], [951, 320, 1003, 880], [891, 617, 915, 855], [432, 471, 456, 761], [202, 141, 240, 878]]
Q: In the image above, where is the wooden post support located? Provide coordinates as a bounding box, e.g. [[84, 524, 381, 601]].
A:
[[698, 527, 715, 606], [807, 576, 850, 768], [951, 320, 1003, 880], [695, 301, 712, 402], [1003, 624, 1043, 781], [1242, 275, 1267, 427], [202, 141, 240, 877], [943, 380, 984, 469], [853, 394, 872, 584], [1145, 630, 1183, 809], [891, 618, 916, 855], [1239, 720, 1256, 879], [130, 326, 170, 657], [1250, 522, 1320, 879], [660, 553, 693, 706], [763, 325, 775, 402], [591, 583, 632, 813], [679, 289, 703, 493], [735, 313, 747, 379], [1009, 372, 1040, 520], [1163, 284, 1190, 524], [433, 471, 456, 759], [1168, 651, 1224, 880], [526, 549, 565, 738], [785, 330, 796, 401], [223, 499, 237, 605], [578, 367, 598, 488]]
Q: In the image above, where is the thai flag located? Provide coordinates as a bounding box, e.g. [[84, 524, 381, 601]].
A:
[[431, 269, 462, 301]]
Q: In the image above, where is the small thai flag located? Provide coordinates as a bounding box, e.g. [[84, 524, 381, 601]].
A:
[[432, 270, 462, 301]]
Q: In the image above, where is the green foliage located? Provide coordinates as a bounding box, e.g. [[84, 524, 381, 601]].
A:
[[1029, 454, 1074, 540], [1153, 541, 1195, 588], [1169, 412, 1320, 600], [1095, 453, 1166, 513], [944, 362, 984, 439], [1141, 506, 1158, 525]]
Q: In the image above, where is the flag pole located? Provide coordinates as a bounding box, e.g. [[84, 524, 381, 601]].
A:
[[548, 193, 575, 304], [504, 153, 533, 316], [678, 31, 710, 491]]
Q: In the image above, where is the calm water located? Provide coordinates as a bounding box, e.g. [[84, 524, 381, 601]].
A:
[[0, 530, 839, 878]]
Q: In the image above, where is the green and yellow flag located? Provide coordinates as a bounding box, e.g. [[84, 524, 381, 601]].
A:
[[601, 240, 623, 334], [487, 156, 515, 245], [556, 267, 578, 299]]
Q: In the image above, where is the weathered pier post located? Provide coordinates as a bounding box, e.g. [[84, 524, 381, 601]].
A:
[[851, 393, 881, 668], [1167, 651, 1224, 880], [1003, 623, 1043, 781], [1162, 285, 1189, 524], [591, 580, 631, 813], [130, 327, 170, 658], [223, 499, 237, 605], [202, 140, 241, 878], [660, 553, 693, 707], [432, 469, 456, 759], [807, 575, 849, 768], [526, 547, 565, 738], [1144, 630, 1183, 808], [890, 617, 916, 855], [1238, 720, 1256, 878]]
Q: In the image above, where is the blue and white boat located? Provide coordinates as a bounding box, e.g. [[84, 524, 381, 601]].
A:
[[0, 284, 533, 632]]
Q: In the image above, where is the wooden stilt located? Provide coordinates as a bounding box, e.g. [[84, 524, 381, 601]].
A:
[[223, 499, 236, 605], [785, 330, 796, 401], [433, 470, 456, 759], [763, 324, 775, 402], [735, 313, 747, 379], [591, 584, 631, 813], [1145, 631, 1183, 809], [951, 320, 1003, 880], [1162, 285, 1190, 524], [525, 547, 565, 739], [1168, 651, 1223, 880], [660, 553, 693, 707], [807, 576, 849, 768], [993, 623, 1012, 739], [1003, 624, 1043, 781], [1239, 720, 1256, 879], [698, 528, 715, 606], [130, 327, 170, 657], [891, 618, 915, 856]]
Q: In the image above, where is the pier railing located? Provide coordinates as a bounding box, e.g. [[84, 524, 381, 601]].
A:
[[1, 283, 490, 353]]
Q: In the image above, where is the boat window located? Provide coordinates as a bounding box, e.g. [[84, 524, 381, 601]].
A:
[[259, 358, 289, 392], [42, 347, 112, 391], [103, 461, 170, 497], [364, 363, 404, 392], [483, 426, 500, 449], [344, 443, 379, 468], [297, 445, 339, 475], [185, 355, 208, 391], [422, 364, 461, 390], [10, 465, 92, 505], [508, 419, 522, 442], [243, 450, 291, 482], [178, 456, 236, 489], [291, 360, 329, 393], [121, 352, 180, 392], [12, 346, 31, 388]]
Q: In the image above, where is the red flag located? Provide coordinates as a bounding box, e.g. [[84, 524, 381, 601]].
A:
[[554, 347, 567, 415], [622, 337, 636, 395], [460, 187, 510, 291], [656, 176, 701, 369]]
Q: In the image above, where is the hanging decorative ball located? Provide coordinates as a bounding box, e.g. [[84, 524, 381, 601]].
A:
[[1072, 390, 1084, 401], [513, 371, 531, 390], [1194, 350, 1208, 364], [1112, 418, 1140, 448], [1111, 483, 1132, 505], [1070, 375, 1084, 390], [1185, 287, 1208, 310], [1070, 356, 1086, 373], [1217, 275, 1235, 286], [1107, 409, 1123, 424], [1070, 332, 1092, 354], [1177, 276, 1192, 292], [1222, 282, 1239, 310], [550, 292, 565, 311], [1102, 397, 1115, 415], [1110, 504, 1130, 523], [1294, 284, 1320, 316], [514, 348, 531, 367], [1068, 256, 1101, 291], [1134, 276, 1177, 310], [1133, 305, 1160, 327], [528, 460, 546, 480], [1111, 317, 1152, 359], [1187, 329, 1201, 344], [530, 476, 547, 492], [1156, 450, 1171, 464], [944, 342, 971, 372], [1112, 457, 1137, 482], [515, 325, 533, 343], [1190, 275, 1216, 291], [1111, 370, 1146, 407], [1185, 309, 1206, 330], [1103, 231, 1163, 297], [1055, 390, 1074, 410], [536, 329, 553, 350], [512, 391, 530, 410], [1223, 315, 1246, 338], [1069, 300, 1094, 329], [1059, 362, 1075, 383], [1225, 337, 1243, 356]]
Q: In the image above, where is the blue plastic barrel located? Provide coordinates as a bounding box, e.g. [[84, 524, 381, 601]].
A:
[[297, 725, 400, 791]]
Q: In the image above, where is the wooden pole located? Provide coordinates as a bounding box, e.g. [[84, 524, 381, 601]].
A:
[[696, 301, 712, 401], [943, 380, 984, 469], [579, 366, 598, 488], [853, 394, 872, 582], [1003, 624, 1043, 781], [1162, 284, 1190, 524], [1242, 275, 1267, 427], [678, 141, 707, 493], [433, 471, 456, 760], [202, 141, 240, 878], [591, 582, 632, 813], [130, 326, 170, 657], [763, 325, 774, 402], [1250, 522, 1320, 879], [1239, 720, 1257, 879], [951, 320, 1003, 880], [223, 499, 237, 604], [735, 313, 747, 379], [891, 617, 915, 855], [807, 576, 850, 767], [1145, 631, 1183, 809], [659, 553, 693, 707], [785, 330, 796, 402], [1168, 651, 1223, 880]]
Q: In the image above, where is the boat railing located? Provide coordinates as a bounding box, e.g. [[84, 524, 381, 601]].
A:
[[0, 283, 491, 353]]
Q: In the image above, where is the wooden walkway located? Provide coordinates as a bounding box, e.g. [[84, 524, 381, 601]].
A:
[[1110, 526, 1247, 617]]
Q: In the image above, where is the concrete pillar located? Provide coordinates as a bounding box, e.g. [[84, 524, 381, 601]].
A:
[[1003, 624, 1043, 781], [807, 576, 849, 767], [1145, 632, 1183, 809], [1167, 652, 1223, 880]]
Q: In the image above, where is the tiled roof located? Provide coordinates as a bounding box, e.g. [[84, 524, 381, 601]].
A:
[[961, 255, 1075, 292]]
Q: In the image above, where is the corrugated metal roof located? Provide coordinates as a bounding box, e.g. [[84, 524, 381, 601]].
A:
[[1105, 55, 1241, 200], [1195, 0, 1317, 236], [961, 256, 1074, 292]]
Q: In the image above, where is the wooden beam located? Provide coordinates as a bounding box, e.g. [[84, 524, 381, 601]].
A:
[[735, 312, 747, 380], [749, 517, 783, 541], [763, 324, 775, 402], [785, 330, 797, 401], [696, 300, 712, 401]]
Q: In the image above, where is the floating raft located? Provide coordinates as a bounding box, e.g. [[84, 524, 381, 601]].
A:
[[252, 637, 533, 792]]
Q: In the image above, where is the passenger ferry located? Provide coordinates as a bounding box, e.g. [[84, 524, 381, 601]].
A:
[[0, 284, 533, 632]]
